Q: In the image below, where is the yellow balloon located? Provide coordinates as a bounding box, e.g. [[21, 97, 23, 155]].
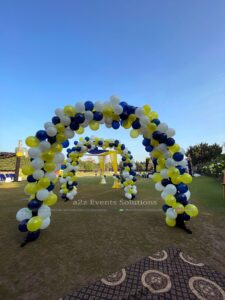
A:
[[41, 150, 54, 162], [171, 175, 181, 185], [151, 139, 159, 147], [128, 114, 137, 122], [151, 151, 161, 158], [44, 162, 56, 172], [27, 216, 42, 232], [22, 165, 35, 175], [156, 165, 163, 172], [157, 157, 165, 166], [181, 173, 192, 184], [165, 217, 176, 227], [165, 194, 176, 206], [25, 183, 38, 195], [64, 105, 76, 117], [37, 177, 50, 189], [89, 121, 99, 131], [149, 111, 158, 120], [56, 133, 67, 143], [148, 123, 157, 132], [143, 104, 151, 114], [185, 204, 198, 217], [169, 143, 180, 153], [151, 173, 162, 183], [122, 119, 132, 129], [130, 129, 139, 138], [167, 167, 179, 178], [51, 143, 63, 153], [76, 126, 84, 134], [25, 136, 39, 147], [55, 123, 65, 133], [174, 203, 184, 214], [44, 193, 58, 206]]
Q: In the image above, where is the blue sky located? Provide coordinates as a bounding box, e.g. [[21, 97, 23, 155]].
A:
[[0, 0, 225, 160]]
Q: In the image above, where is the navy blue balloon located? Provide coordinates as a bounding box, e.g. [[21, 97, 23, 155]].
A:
[[74, 113, 85, 124], [61, 164, 67, 170], [70, 121, 79, 131], [173, 152, 184, 162], [27, 175, 36, 183], [121, 144, 125, 150], [176, 194, 188, 205], [93, 111, 103, 121], [176, 166, 186, 175], [52, 116, 60, 125], [166, 137, 175, 146], [85, 136, 90, 141], [74, 141, 78, 145], [161, 178, 171, 186], [84, 101, 94, 111], [120, 101, 128, 109], [47, 183, 54, 191], [26, 230, 40, 241], [112, 120, 120, 129], [142, 138, 150, 146], [177, 183, 188, 193], [18, 219, 29, 232], [152, 119, 160, 125], [132, 119, 141, 129], [145, 145, 153, 152], [152, 131, 161, 140], [181, 212, 191, 221], [48, 136, 56, 144], [36, 130, 48, 141], [162, 204, 170, 212], [28, 199, 42, 210], [120, 113, 129, 120], [62, 140, 69, 148], [98, 140, 103, 146], [158, 133, 167, 143]]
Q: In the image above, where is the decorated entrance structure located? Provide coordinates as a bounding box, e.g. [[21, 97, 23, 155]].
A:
[[16, 96, 198, 246], [59, 137, 137, 201]]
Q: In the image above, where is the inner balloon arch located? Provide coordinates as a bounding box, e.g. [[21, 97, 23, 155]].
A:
[[59, 136, 137, 201], [17, 96, 199, 246]]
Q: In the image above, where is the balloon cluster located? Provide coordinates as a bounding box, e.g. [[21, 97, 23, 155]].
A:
[[17, 95, 199, 244], [60, 137, 137, 200]]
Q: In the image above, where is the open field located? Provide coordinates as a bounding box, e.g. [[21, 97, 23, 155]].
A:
[[0, 175, 225, 299]]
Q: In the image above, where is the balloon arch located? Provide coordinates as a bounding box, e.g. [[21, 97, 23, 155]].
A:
[[59, 137, 137, 201], [16, 96, 198, 246]]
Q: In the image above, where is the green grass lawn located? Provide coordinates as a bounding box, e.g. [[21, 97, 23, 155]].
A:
[[0, 175, 224, 299]]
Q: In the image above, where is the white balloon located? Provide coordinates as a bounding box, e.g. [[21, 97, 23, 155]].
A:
[[64, 128, 75, 139], [155, 182, 164, 191], [44, 122, 54, 129], [40, 217, 51, 229], [157, 122, 168, 133], [94, 101, 104, 112], [39, 141, 51, 151], [165, 158, 176, 168], [166, 208, 177, 219], [45, 172, 56, 181], [166, 128, 176, 137], [16, 208, 32, 222], [36, 189, 49, 201], [110, 95, 120, 106], [38, 205, 51, 219], [46, 126, 57, 137], [113, 105, 123, 115], [84, 111, 93, 121], [33, 169, 45, 180], [54, 153, 65, 163], [140, 116, 149, 126], [75, 102, 85, 112], [135, 107, 144, 118], [60, 115, 71, 126], [31, 158, 44, 170], [125, 193, 132, 200], [161, 190, 170, 199], [28, 147, 41, 158], [185, 190, 191, 200], [160, 169, 169, 178], [165, 184, 177, 195], [55, 108, 64, 117]]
